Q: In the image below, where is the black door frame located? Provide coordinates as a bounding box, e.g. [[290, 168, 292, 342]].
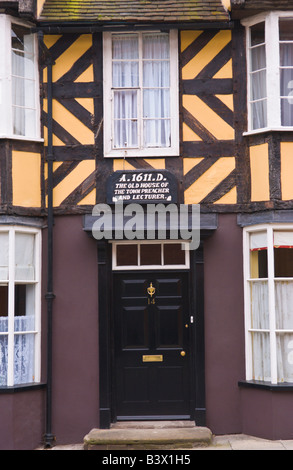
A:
[[97, 238, 206, 429]]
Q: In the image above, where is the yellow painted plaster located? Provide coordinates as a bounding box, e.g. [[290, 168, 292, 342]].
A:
[[215, 94, 234, 111], [213, 59, 233, 79], [53, 160, 95, 207], [51, 35, 93, 83], [281, 142, 293, 201], [182, 30, 231, 80], [74, 65, 94, 83], [183, 158, 204, 175], [250, 143, 270, 202], [183, 94, 234, 140], [53, 99, 94, 145], [182, 122, 202, 142], [144, 159, 165, 169], [77, 189, 96, 205], [12, 151, 41, 207], [184, 157, 235, 204], [180, 31, 203, 52], [214, 186, 237, 204], [113, 160, 136, 171]]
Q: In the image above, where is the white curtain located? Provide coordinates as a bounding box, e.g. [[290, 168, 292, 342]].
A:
[[11, 26, 35, 137], [275, 281, 293, 382], [280, 43, 293, 126], [250, 43, 267, 129], [112, 33, 170, 148], [0, 232, 9, 281], [15, 232, 35, 281], [142, 33, 170, 147], [250, 281, 270, 381]]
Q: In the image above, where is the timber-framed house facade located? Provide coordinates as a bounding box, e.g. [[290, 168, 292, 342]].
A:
[[2, 0, 293, 449]]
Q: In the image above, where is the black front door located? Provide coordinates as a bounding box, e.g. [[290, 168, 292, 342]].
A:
[[113, 271, 191, 419]]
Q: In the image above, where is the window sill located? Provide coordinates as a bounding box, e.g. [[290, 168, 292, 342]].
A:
[[238, 380, 293, 391], [104, 147, 179, 159], [0, 135, 44, 143], [0, 383, 46, 394], [243, 128, 293, 137]]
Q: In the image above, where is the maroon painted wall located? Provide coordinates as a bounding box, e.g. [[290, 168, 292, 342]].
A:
[[0, 389, 45, 450], [46, 215, 100, 445], [203, 213, 245, 435]]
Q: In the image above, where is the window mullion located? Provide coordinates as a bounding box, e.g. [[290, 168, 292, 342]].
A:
[[267, 226, 278, 384], [7, 228, 15, 386], [266, 13, 281, 128]]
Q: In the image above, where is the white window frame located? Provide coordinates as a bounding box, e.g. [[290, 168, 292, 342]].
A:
[[243, 223, 293, 384], [0, 14, 41, 141], [103, 29, 179, 158], [242, 11, 293, 135], [112, 240, 190, 270], [0, 226, 41, 387]]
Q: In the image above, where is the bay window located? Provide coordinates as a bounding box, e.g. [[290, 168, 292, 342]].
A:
[[243, 12, 293, 132], [0, 227, 41, 387], [244, 225, 293, 384], [0, 15, 40, 139], [103, 30, 179, 157]]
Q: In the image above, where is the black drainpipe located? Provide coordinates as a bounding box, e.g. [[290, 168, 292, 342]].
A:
[[38, 32, 56, 448]]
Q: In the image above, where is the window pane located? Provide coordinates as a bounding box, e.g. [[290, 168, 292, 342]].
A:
[[164, 244, 186, 265], [274, 248, 293, 277], [250, 281, 269, 329], [280, 43, 293, 67], [116, 244, 138, 266], [279, 18, 293, 41], [15, 232, 35, 281], [113, 61, 139, 88], [251, 332, 270, 381], [143, 119, 171, 148], [113, 90, 138, 148], [143, 89, 170, 118], [0, 335, 8, 386], [143, 61, 170, 87], [277, 333, 293, 383], [250, 44, 266, 72], [251, 70, 267, 100], [140, 244, 161, 265], [11, 25, 36, 138], [14, 333, 35, 384], [0, 232, 9, 281], [143, 33, 169, 59], [275, 281, 293, 329], [14, 284, 35, 332], [251, 99, 267, 129], [0, 286, 8, 332], [250, 232, 268, 278], [112, 34, 138, 59], [250, 22, 265, 46]]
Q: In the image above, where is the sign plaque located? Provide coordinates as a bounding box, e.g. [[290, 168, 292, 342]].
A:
[[107, 170, 177, 204]]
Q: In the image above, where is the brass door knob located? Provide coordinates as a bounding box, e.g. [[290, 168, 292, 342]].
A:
[[180, 351, 186, 357]]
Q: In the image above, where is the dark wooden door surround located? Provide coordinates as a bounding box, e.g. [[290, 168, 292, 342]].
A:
[[97, 240, 205, 428]]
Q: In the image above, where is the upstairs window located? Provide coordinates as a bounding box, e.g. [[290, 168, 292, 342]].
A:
[[0, 15, 40, 139], [244, 12, 293, 133], [103, 30, 179, 157]]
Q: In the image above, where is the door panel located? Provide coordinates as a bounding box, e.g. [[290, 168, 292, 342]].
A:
[[114, 271, 191, 419]]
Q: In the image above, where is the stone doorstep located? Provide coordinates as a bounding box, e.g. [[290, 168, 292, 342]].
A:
[[83, 423, 212, 450]]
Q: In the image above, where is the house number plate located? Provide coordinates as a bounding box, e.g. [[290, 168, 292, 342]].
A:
[[142, 355, 163, 362]]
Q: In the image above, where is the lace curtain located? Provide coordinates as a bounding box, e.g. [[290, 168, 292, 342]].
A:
[[112, 33, 170, 149], [0, 316, 35, 386]]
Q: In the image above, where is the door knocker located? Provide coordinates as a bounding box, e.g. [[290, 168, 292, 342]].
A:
[[147, 282, 156, 304]]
